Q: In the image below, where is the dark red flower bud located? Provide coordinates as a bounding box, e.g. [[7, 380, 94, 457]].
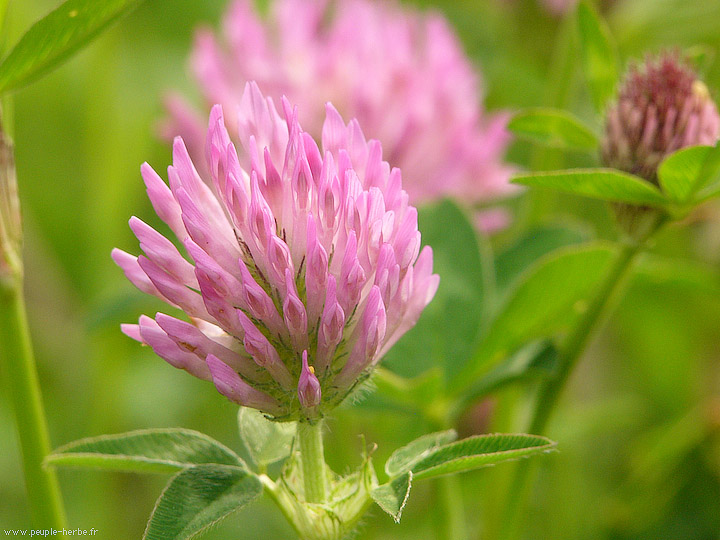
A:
[[603, 53, 720, 184]]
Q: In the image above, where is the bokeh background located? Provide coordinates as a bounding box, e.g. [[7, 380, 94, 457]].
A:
[[1, 0, 719, 539]]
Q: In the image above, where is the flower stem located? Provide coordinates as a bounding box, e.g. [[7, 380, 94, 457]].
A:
[[528, 237, 642, 435], [297, 420, 327, 504], [498, 216, 666, 540], [0, 277, 67, 530]]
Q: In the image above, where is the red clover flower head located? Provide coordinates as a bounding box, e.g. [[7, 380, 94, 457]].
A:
[[602, 52, 720, 183], [115, 83, 439, 421]]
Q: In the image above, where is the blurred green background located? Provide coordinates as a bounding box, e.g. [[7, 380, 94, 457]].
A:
[[1, 0, 719, 539]]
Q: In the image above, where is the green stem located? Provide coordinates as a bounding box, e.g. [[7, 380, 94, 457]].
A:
[[528, 237, 641, 435], [499, 215, 666, 540], [297, 420, 327, 504], [0, 278, 67, 530]]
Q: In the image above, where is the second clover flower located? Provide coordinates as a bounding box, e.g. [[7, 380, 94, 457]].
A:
[[602, 53, 720, 235], [114, 83, 438, 421], [165, 0, 515, 228], [603, 52, 720, 183]]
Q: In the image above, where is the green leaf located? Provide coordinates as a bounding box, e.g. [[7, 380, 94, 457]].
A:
[[508, 108, 599, 151], [237, 407, 295, 469], [410, 434, 556, 481], [512, 169, 667, 206], [494, 223, 592, 292], [657, 145, 720, 202], [0, 0, 144, 93], [457, 341, 559, 408], [385, 430, 458, 477], [577, 1, 619, 112], [452, 243, 614, 392], [693, 144, 720, 201], [45, 429, 245, 473], [383, 199, 490, 380], [371, 472, 412, 523], [144, 464, 262, 540]]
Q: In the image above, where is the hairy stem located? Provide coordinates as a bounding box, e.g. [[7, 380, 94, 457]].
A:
[[297, 420, 327, 504], [0, 279, 67, 531]]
